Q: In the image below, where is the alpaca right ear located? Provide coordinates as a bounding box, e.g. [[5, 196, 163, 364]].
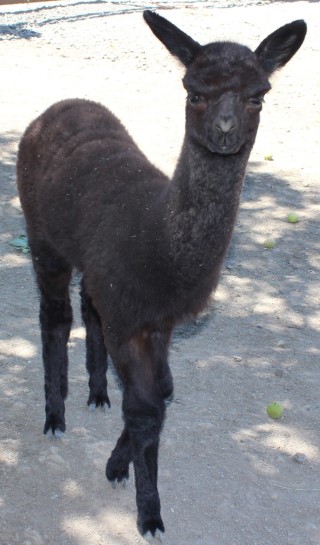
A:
[[143, 10, 201, 67]]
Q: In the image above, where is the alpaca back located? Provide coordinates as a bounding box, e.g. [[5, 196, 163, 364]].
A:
[[17, 99, 169, 271]]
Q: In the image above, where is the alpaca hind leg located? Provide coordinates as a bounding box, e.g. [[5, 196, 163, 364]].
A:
[[80, 279, 110, 410], [31, 241, 73, 437]]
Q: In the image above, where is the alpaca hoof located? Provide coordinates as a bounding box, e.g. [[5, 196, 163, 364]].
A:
[[45, 427, 64, 440], [43, 413, 66, 438], [88, 401, 110, 413], [139, 515, 165, 543], [87, 393, 111, 411], [122, 477, 129, 489], [144, 529, 165, 543], [54, 428, 64, 439], [106, 456, 130, 486], [164, 393, 174, 406], [109, 476, 129, 490]]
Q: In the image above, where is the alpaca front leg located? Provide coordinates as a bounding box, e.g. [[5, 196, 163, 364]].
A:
[[136, 437, 164, 542], [123, 388, 165, 539], [106, 426, 131, 486], [106, 333, 169, 538], [107, 390, 165, 537], [106, 331, 172, 489], [81, 280, 110, 410]]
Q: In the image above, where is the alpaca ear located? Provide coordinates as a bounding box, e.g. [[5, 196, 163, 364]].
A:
[[143, 10, 201, 67], [255, 20, 307, 76]]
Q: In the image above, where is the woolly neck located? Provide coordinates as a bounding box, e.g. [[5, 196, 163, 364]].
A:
[[165, 137, 253, 291]]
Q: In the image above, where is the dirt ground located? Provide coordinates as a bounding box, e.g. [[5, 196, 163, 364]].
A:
[[0, 1, 319, 544]]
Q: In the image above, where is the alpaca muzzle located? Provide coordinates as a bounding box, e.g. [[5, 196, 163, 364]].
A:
[[209, 115, 241, 154]]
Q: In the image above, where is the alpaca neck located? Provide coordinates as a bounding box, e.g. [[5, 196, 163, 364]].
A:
[[166, 137, 252, 290]]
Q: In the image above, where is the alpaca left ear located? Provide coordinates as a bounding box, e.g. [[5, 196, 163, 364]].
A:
[[255, 20, 307, 76]]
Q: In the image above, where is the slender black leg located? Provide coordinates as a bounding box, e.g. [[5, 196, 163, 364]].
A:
[[106, 331, 172, 538], [31, 242, 73, 436], [80, 279, 110, 409], [40, 293, 72, 435], [106, 331, 173, 488], [124, 388, 165, 538]]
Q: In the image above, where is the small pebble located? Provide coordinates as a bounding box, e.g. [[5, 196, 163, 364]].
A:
[[71, 426, 88, 437], [292, 452, 307, 464], [47, 454, 66, 465], [233, 356, 243, 363]]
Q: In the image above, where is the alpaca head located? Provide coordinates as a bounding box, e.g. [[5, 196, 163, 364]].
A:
[[182, 42, 271, 154], [143, 11, 307, 155]]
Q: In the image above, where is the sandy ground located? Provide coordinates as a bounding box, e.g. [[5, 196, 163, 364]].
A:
[[0, 1, 320, 544]]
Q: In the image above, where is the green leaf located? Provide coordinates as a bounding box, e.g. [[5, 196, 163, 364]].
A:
[[9, 235, 29, 252]]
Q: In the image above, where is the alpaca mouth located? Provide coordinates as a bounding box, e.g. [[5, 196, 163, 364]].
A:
[[221, 144, 240, 155], [208, 142, 241, 155]]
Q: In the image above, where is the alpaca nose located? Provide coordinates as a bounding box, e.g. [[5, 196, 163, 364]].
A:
[[215, 116, 236, 134]]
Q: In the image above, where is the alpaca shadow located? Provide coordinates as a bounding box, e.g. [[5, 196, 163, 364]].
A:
[[174, 304, 214, 340], [178, 162, 318, 349], [224, 163, 319, 349], [0, 23, 40, 39]]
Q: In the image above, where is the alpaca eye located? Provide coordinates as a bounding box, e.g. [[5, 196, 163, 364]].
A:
[[188, 94, 204, 105], [248, 97, 264, 106]]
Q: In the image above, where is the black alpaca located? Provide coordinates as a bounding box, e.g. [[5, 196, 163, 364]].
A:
[[17, 11, 306, 541]]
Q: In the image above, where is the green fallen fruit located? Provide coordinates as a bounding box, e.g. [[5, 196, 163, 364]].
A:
[[263, 237, 276, 249], [287, 212, 299, 224], [267, 402, 284, 420]]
